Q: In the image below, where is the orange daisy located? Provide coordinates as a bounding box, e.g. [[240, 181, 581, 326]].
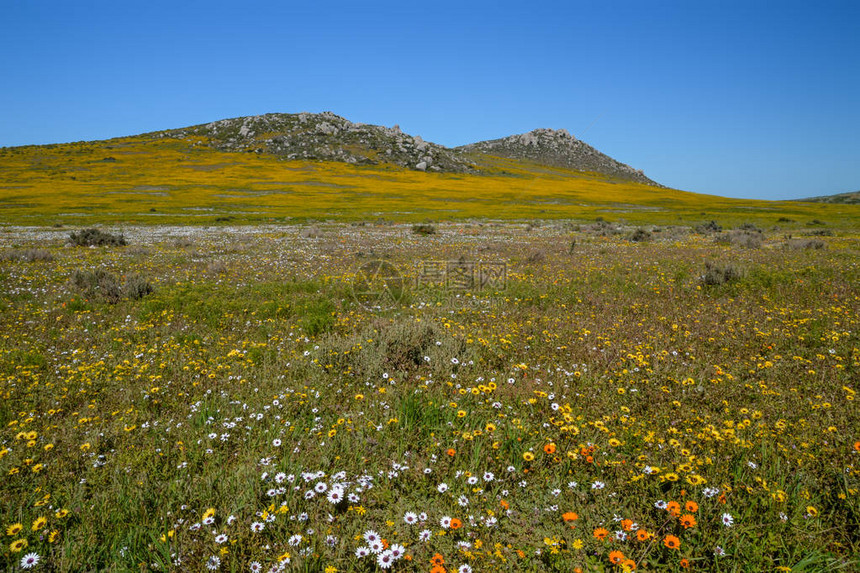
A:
[[608, 550, 626, 564], [685, 500, 699, 513], [446, 448, 456, 457], [680, 558, 691, 568], [663, 535, 681, 550], [593, 527, 610, 541], [666, 501, 681, 516], [679, 514, 697, 529], [431, 567, 446, 573], [636, 529, 651, 542], [562, 511, 579, 522], [544, 443, 557, 455], [449, 518, 462, 530], [621, 518, 634, 531], [431, 553, 445, 566]]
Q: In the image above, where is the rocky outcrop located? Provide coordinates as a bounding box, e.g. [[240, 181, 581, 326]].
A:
[[160, 112, 478, 173], [457, 128, 660, 185]]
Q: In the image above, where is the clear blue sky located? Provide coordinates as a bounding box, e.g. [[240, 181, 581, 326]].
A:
[[2, 0, 858, 200]]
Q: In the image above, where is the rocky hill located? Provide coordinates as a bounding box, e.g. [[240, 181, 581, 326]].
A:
[[152, 112, 660, 185], [159, 112, 479, 173], [458, 128, 660, 185]]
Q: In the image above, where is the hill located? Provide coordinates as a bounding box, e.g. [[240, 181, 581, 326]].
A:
[[458, 128, 660, 186], [1, 112, 858, 227]]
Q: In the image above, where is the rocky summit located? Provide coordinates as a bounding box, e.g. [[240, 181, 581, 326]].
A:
[[160, 112, 479, 174], [458, 128, 660, 186]]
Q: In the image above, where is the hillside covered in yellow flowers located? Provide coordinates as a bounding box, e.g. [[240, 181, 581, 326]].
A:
[[1, 114, 857, 227]]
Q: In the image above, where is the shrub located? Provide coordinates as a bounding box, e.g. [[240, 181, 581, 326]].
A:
[[69, 228, 127, 247], [714, 230, 762, 249], [71, 269, 153, 303], [738, 222, 761, 232], [629, 228, 651, 242], [694, 220, 722, 234], [411, 224, 436, 236], [300, 226, 322, 239], [806, 229, 833, 237], [526, 250, 546, 264], [785, 239, 826, 250], [0, 248, 54, 262], [125, 275, 154, 300], [206, 260, 228, 275], [72, 269, 123, 303], [702, 261, 743, 286]]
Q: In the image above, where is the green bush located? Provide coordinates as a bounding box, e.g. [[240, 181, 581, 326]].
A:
[[411, 223, 436, 236], [69, 228, 127, 247]]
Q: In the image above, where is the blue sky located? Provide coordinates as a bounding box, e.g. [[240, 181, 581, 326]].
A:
[[1, 1, 858, 200]]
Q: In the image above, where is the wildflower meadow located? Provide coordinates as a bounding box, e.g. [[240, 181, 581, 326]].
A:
[[1, 220, 858, 572]]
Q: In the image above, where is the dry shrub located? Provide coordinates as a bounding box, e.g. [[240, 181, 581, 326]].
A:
[[702, 261, 743, 286], [1, 248, 54, 262], [300, 226, 323, 238], [206, 260, 229, 275], [629, 228, 651, 242], [715, 230, 762, 249], [71, 269, 153, 303], [411, 224, 436, 236], [526, 250, 546, 264], [785, 239, 826, 250]]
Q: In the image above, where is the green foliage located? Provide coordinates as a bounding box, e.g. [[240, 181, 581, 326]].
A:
[[298, 296, 336, 337]]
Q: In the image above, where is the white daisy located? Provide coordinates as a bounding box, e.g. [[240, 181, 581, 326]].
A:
[[327, 488, 344, 504], [20, 553, 40, 570], [377, 550, 394, 569]]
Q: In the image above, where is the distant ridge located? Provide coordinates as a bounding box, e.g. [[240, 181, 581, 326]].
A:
[[794, 190, 860, 204], [457, 128, 660, 186], [152, 112, 659, 185]]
